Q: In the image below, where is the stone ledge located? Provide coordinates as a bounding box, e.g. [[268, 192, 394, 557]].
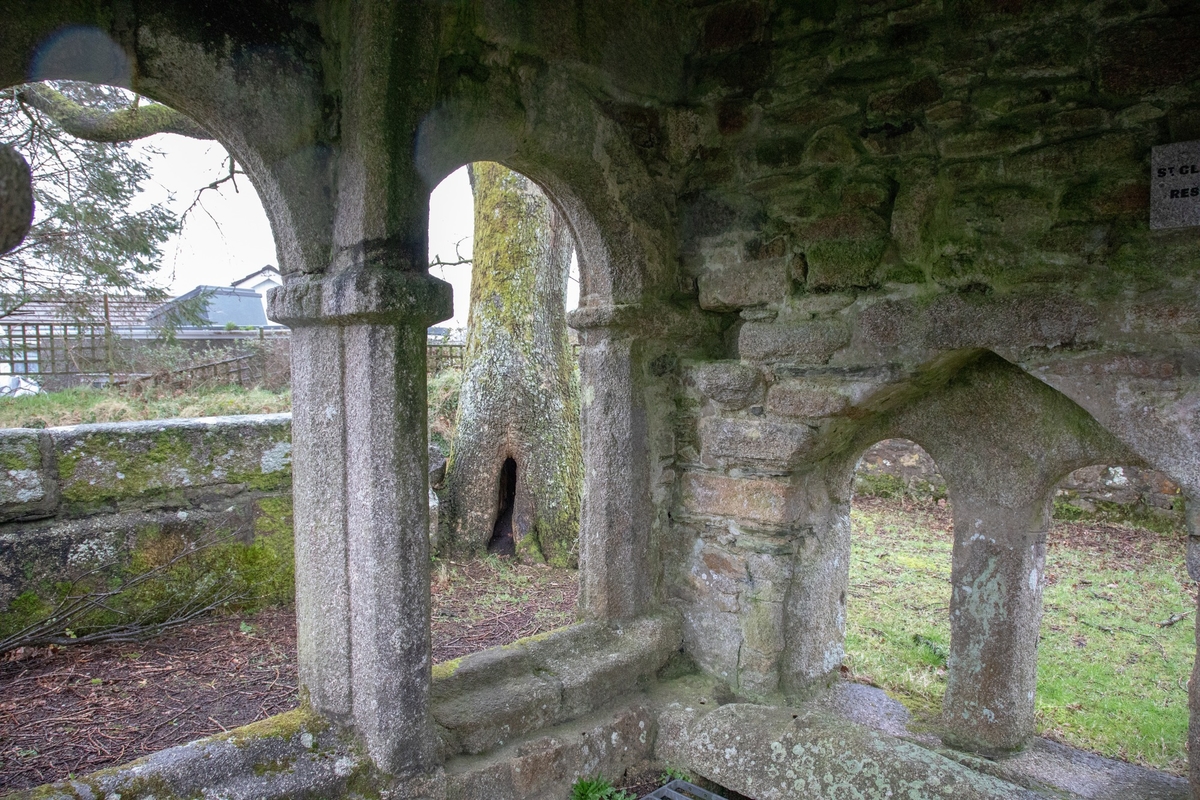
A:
[[656, 702, 1043, 800], [1, 708, 363, 800], [431, 608, 683, 758]]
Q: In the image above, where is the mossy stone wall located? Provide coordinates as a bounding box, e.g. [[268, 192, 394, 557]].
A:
[[0, 414, 294, 616]]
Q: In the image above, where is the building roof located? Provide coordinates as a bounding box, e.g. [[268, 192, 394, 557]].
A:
[[146, 286, 269, 328], [0, 295, 160, 326], [231, 265, 281, 289]]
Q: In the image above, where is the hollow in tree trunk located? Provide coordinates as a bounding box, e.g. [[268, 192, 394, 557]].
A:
[[441, 162, 582, 567]]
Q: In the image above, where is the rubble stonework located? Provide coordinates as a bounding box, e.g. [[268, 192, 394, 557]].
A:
[[3, 1, 1200, 797]]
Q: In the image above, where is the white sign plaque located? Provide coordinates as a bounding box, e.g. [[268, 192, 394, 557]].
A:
[[1151, 140, 1200, 230]]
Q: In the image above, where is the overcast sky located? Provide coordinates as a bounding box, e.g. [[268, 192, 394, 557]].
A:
[[137, 139, 576, 329]]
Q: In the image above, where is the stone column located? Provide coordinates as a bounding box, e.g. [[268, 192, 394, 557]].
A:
[[570, 307, 654, 621], [780, 483, 852, 695], [270, 266, 452, 776], [941, 495, 1049, 754]]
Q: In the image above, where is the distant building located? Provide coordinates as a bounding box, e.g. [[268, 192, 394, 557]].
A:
[[147, 286, 269, 329], [427, 326, 466, 344], [231, 265, 282, 321], [0, 295, 159, 326]]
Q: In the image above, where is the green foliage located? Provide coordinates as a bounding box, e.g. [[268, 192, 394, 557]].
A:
[[0, 506, 296, 651], [661, 766, 692, 783], [853, 471, 946, 504], [571, 777, 633, 800], [1052, 497, 1184, 536], [0, 82, 181, 318], [846, 499, 1193, 775], [427, 366, 463, 453]]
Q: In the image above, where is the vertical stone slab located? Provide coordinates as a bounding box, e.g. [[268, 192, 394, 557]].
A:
[[282, 326, 352, 721], [576, 327, 653, 620], [344, 320, 434, 776], [942, 501, 1047, 754], [781, 498, 852, 694]]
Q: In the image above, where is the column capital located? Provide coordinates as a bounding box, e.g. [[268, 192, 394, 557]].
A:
[[269, 264, 452, 328]]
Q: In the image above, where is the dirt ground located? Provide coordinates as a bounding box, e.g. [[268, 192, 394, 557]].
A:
[[0, 557, 578, 793]]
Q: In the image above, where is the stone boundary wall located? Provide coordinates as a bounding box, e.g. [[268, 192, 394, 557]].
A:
[[856, 438, 1183, 517], [0, 414, 293, 607]]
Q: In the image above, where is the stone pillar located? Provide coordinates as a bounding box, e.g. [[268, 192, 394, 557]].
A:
[[780, 487, 852, 694], [941, 496, 1049, 754], [270, 266, 452, 776], [570, 308, 654, 621]]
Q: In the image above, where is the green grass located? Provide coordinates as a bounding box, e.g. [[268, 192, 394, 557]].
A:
[[845, 496, 1194, 775], [571, 776, 634, 800], [0, 385, 292, 428]]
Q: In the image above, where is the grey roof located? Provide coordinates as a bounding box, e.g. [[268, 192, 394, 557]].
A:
[[147, 286, 269, 328], [0, 295, 159, 326]]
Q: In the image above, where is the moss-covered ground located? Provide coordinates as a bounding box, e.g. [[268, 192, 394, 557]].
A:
[[0, 385, 291, 428], [845, 495, 1194, 775]]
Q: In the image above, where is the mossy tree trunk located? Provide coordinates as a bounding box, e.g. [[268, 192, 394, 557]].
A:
[[441, 162, 582, 567]]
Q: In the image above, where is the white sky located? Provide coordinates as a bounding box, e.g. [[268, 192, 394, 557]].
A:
[[137, 139, 577, 329]]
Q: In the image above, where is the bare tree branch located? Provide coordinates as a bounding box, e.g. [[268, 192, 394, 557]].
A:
[[16, 83, 212, 143], [430, 236, 473, 269]]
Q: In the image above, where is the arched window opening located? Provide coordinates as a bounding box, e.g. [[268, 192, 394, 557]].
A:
[[845, 438, 953, 722], [425, 162, 581, 669], [0, 79, 292, 793], [1036, 463, 1193, 774]]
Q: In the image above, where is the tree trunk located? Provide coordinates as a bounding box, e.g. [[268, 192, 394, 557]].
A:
[[441, 162, 582, 567]]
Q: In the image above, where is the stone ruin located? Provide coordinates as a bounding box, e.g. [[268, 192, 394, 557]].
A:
[[2, 2, 1200, 798]]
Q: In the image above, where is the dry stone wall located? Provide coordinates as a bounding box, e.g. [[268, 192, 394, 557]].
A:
[[0, 415, 292, 608]]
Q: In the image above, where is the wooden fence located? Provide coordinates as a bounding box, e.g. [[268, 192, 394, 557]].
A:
[[0, 323, 114, 379], [0, 327, 561, 386], [427, 343, 466, 373], [116, 353, 265, 390]]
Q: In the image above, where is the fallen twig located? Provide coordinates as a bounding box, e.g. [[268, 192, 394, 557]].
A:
[[1155, 611, 1192, 628]]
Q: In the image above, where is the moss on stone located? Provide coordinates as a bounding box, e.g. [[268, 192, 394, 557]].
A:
[[432, 657, 463, 681], [215, 706, 326, 746]]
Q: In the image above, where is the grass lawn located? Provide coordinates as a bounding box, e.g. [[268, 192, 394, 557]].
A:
[[0, 385, 291, 428], [845, 495, 1195, 775]]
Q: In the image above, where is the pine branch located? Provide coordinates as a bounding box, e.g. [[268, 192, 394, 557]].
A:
[[16, 83, 213, 143]]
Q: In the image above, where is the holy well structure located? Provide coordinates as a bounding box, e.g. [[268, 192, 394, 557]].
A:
[[2, 2, 1200, 798]]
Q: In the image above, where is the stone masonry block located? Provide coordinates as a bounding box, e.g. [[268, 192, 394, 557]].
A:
[[698, 255, 792, 311], [679, 471, 803, 527], [52, 414, 292, 507], [699, 417, 815, 467], [0, 429, 51, 520], [738, 319, 849, 363], [766, 380, 851, 418], [687, 361, 764, 409]]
